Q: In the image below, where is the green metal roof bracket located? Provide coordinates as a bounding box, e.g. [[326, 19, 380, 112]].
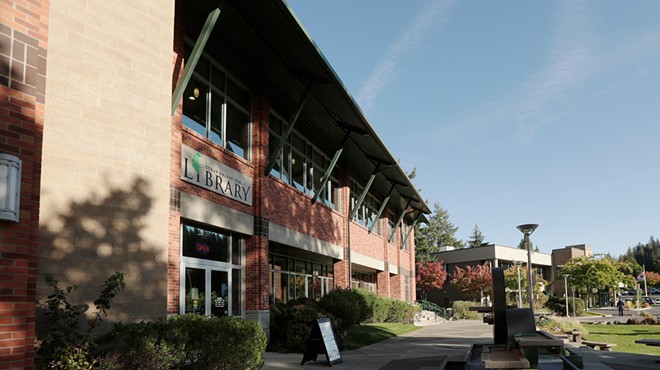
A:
[[388, 198, 412, 243], [171, 8, 221, 115], [349, 165, 379, 222], [368, 183, 396, 234], [263, 81, 314, 176], [401, 211, 422, 248], [311, 128, 352, 204]]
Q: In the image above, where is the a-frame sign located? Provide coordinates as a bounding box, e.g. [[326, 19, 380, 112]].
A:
[[301, 317, 343, 366]]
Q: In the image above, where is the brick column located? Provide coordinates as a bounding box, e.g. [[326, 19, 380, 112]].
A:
[[0, 1, 49, 368]]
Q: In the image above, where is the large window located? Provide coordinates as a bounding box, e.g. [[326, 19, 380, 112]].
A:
[[180, 222, 243, 317], [268, 112, 340, 210], [182, 47, 251, 160], [268, 244, 334, 304], [351, 271, 377, 292], [350, 180, 382, 234]]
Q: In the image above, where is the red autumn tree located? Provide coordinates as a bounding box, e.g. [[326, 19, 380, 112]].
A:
[[451, 262, 492, 302], [416, 261, 448, 300]]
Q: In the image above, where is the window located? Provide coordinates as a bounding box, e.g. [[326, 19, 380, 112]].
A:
[[268, 245, 334, 304], [401, 222, 410, 250], [268, 112, 340, 210], [351, 271, 377, 292], [350, 180, 382, 234], [183, 47, 251, 160], [180, 222, 243, 317]]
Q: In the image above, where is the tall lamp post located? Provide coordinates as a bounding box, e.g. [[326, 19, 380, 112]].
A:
[[563, 274, 570, 317], [517, 223, 539, 311], [513, 260, 523, 308]]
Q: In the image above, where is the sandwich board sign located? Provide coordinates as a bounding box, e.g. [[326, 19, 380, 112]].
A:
[[301, 317, 342, 366]]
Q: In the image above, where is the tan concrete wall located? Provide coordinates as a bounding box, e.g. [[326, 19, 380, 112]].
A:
[[39, 0, 175, 323]]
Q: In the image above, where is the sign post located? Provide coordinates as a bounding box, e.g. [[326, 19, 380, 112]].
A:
[[301, 317, 342, 366]]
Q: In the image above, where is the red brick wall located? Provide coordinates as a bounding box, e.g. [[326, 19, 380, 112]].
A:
[[349, 223, 385, 261], [0, 1, 49, 368]]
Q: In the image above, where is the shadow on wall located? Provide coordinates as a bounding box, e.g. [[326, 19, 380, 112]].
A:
[[37, 177, 168, 335]]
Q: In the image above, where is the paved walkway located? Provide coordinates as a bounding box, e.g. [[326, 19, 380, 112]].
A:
[[262, 316, 660, 370], [262, 320, 489, 370]]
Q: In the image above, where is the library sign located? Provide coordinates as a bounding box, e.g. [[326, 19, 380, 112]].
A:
[[181, 145, 252, 206]]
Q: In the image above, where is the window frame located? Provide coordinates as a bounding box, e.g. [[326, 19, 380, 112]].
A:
[[179, 221, 244, 317], [182, 43, 252, 161], [268, 111, 340, 210]]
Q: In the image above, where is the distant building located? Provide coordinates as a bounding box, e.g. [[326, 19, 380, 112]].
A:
[[551, 244, 592, 297], [428, 244, 552, 307]]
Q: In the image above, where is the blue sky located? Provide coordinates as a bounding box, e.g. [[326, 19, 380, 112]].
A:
[[286, 0, 660, 258]]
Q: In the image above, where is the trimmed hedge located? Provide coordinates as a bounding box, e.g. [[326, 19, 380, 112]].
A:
[[100, 314, 266, 370], [269, 289, 419, 353]]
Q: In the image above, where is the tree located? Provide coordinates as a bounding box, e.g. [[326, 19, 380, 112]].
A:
[[466, 224, 486, 248], [503, 265, 527, 306], [451, 262, 492, 302], [620, 236, 660, 273], [517, 238, 539, 252], [415, 261, 448, 300], [414, 202, 462, 262], [559, 256, 634, 309], [643, 271, 660, 287]]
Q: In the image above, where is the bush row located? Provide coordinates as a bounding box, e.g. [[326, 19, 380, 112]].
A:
[[269, 288, 419, 353], [98, 315, 267, 370], [37, 273, 266, 370]]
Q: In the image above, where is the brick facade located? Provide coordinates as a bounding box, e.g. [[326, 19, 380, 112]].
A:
[[1, 1, 422, 366], [0, 1, 49, 368]]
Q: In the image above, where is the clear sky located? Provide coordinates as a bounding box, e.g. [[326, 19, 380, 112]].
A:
[[286, 0, 660, 258]]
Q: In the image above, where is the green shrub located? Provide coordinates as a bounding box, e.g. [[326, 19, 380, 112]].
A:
[[379, 298, 418, 324], [36, 272, 125, 370], [451, 301, 481, 320], [319, 288, 372, 328], [268, 298, 345, 353], [545, 296, 585, 317], [536, 317, 589, 337], [106, 314, 266, 370]]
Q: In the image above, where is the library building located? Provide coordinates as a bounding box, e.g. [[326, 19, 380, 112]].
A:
[[0, 0, 430, 367]]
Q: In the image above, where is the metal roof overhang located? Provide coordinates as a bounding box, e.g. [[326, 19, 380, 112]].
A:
[[183, 0, 431, 221]]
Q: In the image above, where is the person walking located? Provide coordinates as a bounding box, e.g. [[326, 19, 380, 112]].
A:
[[617, 298, 624, 317]]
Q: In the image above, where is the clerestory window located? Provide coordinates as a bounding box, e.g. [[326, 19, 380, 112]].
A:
[[268, 112, 340, 210], [182, 46, 251, 161]]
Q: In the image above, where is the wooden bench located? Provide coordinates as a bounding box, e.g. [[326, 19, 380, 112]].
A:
[[582, 340, 616, 351]]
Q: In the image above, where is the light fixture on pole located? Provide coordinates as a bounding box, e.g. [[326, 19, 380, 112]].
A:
[[517, 223, 538, 311], [512, 260, 523, 308], [563, 274, 570, 317]]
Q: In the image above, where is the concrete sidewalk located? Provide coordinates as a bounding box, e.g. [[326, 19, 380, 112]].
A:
[[262, 320, 490, 370], [262, 318, 660, 369]]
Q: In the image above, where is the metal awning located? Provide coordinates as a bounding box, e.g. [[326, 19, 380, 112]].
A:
[[183, 0, 431, 221]]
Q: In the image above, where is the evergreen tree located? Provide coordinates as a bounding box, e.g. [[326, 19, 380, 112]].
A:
[[414, 202, 462, 263], [620, 236, 660, 272], [467, 224, 486, 248]]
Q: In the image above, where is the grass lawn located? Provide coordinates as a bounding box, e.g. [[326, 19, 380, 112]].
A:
[[584, 324, 660, 355], [343, 323, 421, 350]]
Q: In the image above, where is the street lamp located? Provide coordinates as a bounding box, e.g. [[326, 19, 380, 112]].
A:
[[512, 260, 523, 308], [563, 274, 570, 317], [517, 223, 539, 311]]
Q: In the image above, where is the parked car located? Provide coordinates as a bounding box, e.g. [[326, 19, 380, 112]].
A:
[[653, 297, 660, 305], [642, 296, 654, 305]]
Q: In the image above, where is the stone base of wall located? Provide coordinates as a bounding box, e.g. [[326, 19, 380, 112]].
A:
[[245, 309, 271, 341]]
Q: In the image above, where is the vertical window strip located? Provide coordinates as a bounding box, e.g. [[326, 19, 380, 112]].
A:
[[182, 45, 251, 160], [268, 111, 340, 210]]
